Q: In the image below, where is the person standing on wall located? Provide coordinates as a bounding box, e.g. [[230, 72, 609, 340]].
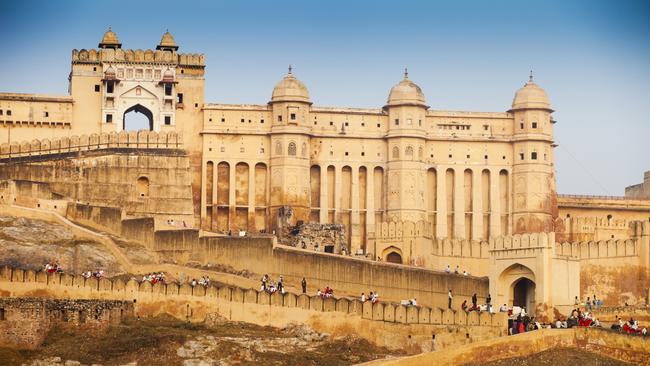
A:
[[301, 277, 307, 293]]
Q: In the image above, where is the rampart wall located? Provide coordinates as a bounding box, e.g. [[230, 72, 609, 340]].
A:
[[0, 297, 133, 349], [0, 266, 505, 352]]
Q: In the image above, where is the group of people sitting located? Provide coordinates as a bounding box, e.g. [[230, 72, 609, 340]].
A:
[[400, 298, 418, 306], [190, 276, 211, 288], [141, 272, 166, 284], [318, 287, 334, 299], [81, 269, 104, 279], [444, 264, 470, 276], [360, 292, 380, 304], [44, 262, 63, 274], [508, 314, 544, 334], [461, 293, 494, 313], [260, 274, 285, 294], [612, 316, 648, 335]]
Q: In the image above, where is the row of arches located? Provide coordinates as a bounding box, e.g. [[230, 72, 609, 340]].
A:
[[204, 161, 268, 232], [392, 145, 424, 160], [426, 168, 510, 239], [275, 141, 307, 157]]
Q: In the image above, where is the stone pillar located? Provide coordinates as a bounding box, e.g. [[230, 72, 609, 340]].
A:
[[334, 165, 342, 222], [490, 168, 501, 237], [200, 160, 207, 227], [350, 166, 360, 253], [248, 163, 256, 232], [365, 165, 375, 253], [319, 164, 328, 223], [436, 166, 447, 239], [454, 167, 465, 239], [472, 168, 483, 241], [228, 161, 236, 231]]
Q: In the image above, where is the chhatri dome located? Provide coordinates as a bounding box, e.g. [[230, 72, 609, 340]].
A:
[[270, 66, 311, 104], [157, 30, 179, 51], [98, 27, 121, 49], [386, 69, 427, 108], [510, 72, 552, 111]]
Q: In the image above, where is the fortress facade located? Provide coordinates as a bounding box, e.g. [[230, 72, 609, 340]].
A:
[[1, 29, 649, 315]]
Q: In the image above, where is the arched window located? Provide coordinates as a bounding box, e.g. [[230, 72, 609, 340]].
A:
[[405, 146, 414, 159], [392, 146, 400, 159], [136, 176, 150, 197], [288, 142, 297, 156], [275, 141, 282, 155]]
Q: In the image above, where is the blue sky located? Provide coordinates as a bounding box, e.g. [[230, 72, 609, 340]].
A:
[[1, 0, 648, 195]]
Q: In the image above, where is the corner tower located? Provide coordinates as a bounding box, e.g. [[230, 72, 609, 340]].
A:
[[384, 70, 429, 222], [268, 67, 312, 228], [509, 73, 556, 233]]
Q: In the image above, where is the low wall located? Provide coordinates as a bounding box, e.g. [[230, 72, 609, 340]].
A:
[[364, 327, 650, 366], [0, 297, 133, 349], [0, 266, 505, 352], [190, 236, 490, 307]]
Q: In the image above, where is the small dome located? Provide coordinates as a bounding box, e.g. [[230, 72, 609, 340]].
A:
[[98, 27, 121, 49], [157, 31, 179, 51], [386, 69, 427, 108], [511, 74, 552, 111], [270, 66, 310, 103]]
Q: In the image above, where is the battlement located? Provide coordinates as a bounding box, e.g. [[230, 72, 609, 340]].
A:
[[0, 130, 183, 162], [372, 220, 432, 240], [490, 232, 555, 251], [72, 48, 205, 67], [0, 265, 505, 330], [555, 238, 638, 260]]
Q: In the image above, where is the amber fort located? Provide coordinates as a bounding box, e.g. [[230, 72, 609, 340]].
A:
[[0, 29, 649, 364]]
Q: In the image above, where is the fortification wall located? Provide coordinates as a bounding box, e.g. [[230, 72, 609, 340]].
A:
[[0, 297, 133, 349], [0, 137, 194, 222], [71, 48, 205, 67], [0, 266, 505, 352], [365, 327, 650, 366]]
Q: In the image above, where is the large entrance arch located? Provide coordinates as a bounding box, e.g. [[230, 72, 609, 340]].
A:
[[512, 277, 536, 311], [496, 263, 537, 315], [123, 104, 153, 131]]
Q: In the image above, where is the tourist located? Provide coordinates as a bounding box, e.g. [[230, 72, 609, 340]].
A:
[[445, 264, 451, 274], [574, 296, 579, 306], [277, 275, 284, 293], [411, 298, 417, 306], [371, 292, 379, 304], [454, 265, 459, 274], [472, 293, 478, 310], [261, 274, 268, 291], [461, 299, 468, 312], [431, 334, 436, 351], [499, 304, 508, 312], [586, 297, 592, 312], [361, 292, 366, 302], [463, 270, 468, 276], [486, 294, 492, 309], [369, 291, 374, 302], [448, 289, 453, 309], [190, 278, 197, 287], [301, 277, 307, 293]]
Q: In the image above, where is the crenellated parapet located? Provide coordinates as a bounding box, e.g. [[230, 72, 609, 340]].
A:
[[71, 48, 205, 67], [372, 220, 431, 240], [556, 238, 638, 259], [0, 130, 183, 161]]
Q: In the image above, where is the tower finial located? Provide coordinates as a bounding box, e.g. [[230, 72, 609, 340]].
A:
[[108, 25, 112, 31], [529, 70, 534, 82], [288, 64, 293, 75], [404, 67, 409, 79]]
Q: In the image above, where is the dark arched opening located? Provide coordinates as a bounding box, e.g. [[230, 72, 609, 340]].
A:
[[513, 277, 535, 310], [123, 104, 153, 131], [386, 251, 402, 264]]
